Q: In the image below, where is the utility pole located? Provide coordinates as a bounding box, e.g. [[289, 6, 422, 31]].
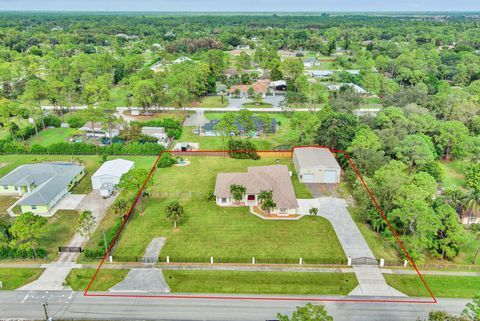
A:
[[43, 302, 52, 321]]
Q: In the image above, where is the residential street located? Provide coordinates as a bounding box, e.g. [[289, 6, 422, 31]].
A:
[[0, 290, 468, 321]]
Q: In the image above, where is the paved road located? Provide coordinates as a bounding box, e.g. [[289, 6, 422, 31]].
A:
[[0, 291, 468, 321]]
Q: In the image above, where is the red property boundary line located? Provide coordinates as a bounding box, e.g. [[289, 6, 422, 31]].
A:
[[84, 146, 437, 304]]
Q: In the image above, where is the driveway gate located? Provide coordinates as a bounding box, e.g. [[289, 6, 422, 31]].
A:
[[351, 257, 378, 266]]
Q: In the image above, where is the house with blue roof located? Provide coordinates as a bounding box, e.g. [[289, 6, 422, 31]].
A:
[[0, 163, 85, 215]]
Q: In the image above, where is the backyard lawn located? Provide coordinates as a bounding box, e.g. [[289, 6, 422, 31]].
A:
[[0, 268, 44, 290], [164, 270, 357, 295], [114, 156, 345, 260], [25, 127, 79, 146], [384, 274, 480, 298], [439, 160, 466, 190], [66, 268, 129, 291]]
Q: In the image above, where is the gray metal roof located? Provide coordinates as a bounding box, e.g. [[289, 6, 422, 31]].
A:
[[293, 147, 341, 170], [0, 163, 84, 206]]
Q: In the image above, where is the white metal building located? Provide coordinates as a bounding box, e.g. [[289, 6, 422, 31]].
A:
[[293, 147, 341, 184], [91, 159, 135, 190]]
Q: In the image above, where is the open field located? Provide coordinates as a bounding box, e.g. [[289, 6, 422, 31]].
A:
[[384, 274, 480, 298], [439, 160, 466, 190], [0, 268, 44, 290], [114, 156, 343, 259], [127, 111, 189, 123], [25, 127, 79, 146], [66, 268, 129, 291], [164, 270, 358, 295]]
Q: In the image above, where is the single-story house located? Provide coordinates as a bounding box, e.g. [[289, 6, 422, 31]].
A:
[[172, 142, 199, 151], [0, 163, 85, 215], [278, 50, 303, 58], [91, 159, 135, 190], [173, 56, 192, 64], [203, 116, 277, 137], [460, 212, 480, 225], [304, 57, 321, 69], [327, 83, 370, 96], [141, 126, 170, 146], [228, 80, 271, 98], [214, 165, 298, 215], [79, 122, 121, 138], [269, 80, 287, 91], [293, 147, 341, 184], [309, 70, 360, 79]]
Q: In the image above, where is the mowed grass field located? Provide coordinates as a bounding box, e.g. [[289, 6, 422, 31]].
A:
[[25, 127, 79, 146], [66, 269, 129, 291], [384, 274, 480, 298], [0, 268, 44, 290], [164, 270, 358, 295], [114, 156, 343, 260]]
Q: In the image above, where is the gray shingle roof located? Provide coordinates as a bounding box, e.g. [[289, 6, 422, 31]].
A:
[[0, 163, 84, 206], [293, 147, 341, 170], [214, 165, 298, 209]]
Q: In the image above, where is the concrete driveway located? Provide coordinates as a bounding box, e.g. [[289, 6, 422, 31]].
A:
[[297, 197, 405, 297], [183, 110, 209, 127]]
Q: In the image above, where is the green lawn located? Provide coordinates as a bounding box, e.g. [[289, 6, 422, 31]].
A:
[[242, 102, 273, 108], [384, 274, 480, 298], [66, 268, 129, 291], [25, 127, 79, 146], [164, 270, 357, 295], [177, 112, 295, 151], [439, 160, 466, 190], [191, 96, 229, 108], [0, 268, 44, 290], [40, 210, 80, 260], [0, 196, 18, 218], [114, 157, 345, 260]]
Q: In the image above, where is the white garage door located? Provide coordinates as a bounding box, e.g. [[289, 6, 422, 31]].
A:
[[302, 173, 314, 183], [324, 170, 337, 183]]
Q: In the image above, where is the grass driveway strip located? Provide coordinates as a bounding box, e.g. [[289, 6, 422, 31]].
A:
[[384, 274, 480, 298], [66, 268, 130, 291], [164, 270, 358, 295], [0, 268, 44, 290]]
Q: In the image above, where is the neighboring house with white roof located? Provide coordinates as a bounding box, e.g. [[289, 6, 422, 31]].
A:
[[141, 127, 170, 146], [173, 56, 192, 64], [214, 165, 298, 216], [293, 147, 341, 184], [91, 159, 135, 190], [0, 163, 85, 215], [327, 83, 369, 96], [79, 122, 121, 138], [309, 70, 360, 79], [304, 57, 321, 68]]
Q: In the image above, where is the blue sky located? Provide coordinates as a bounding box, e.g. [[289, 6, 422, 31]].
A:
[[0, 0, 479, 12]]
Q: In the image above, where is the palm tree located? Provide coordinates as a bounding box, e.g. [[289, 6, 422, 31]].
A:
[[444, 189, 466, 216], [165, 200, 184, 229], [230, 184, 246, 205], [464, 189, 480, 224], [309, 207, 318, 219], [258, 191, 276, 215]]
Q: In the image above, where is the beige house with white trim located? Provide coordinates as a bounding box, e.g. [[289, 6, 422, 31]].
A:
[[293, 147, 341, 184]]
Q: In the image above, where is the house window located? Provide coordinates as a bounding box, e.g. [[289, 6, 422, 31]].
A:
[[31, 205, 37, 210], [279, 208, 287, 213], [3, 185, 8, 190], [221, 197, 227, 203], [247, 195, 255, 201]]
